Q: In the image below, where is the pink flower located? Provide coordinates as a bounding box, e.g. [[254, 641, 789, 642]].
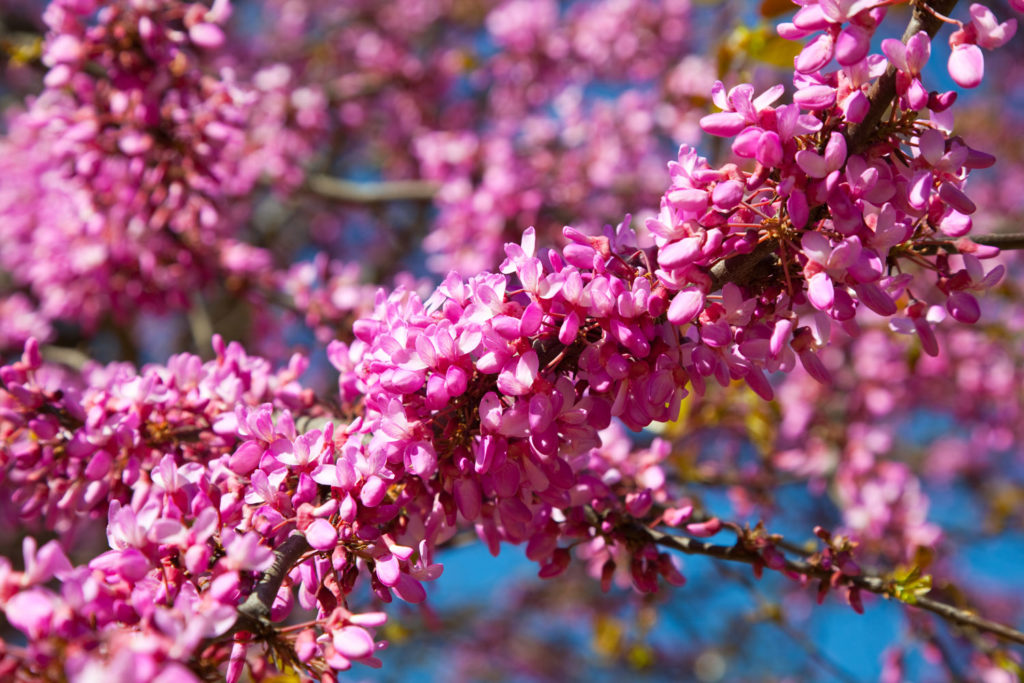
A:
[[948, 43, 984, 88], [333, 625, 376, 659], [496, 350, 539, 395], [946, 5, 1016, 88], [882, 31, 931, 107], [699, 81, 784, 137], [966, 3, 1017, 49], [21, 536, 72, 586], [667, 288, 705, 325], [220, 530, 275, 572], [795, 131, 847, 179], [305, 518, 339, 551], [189, 23, 225, 49], [5, 588, 56, 638]]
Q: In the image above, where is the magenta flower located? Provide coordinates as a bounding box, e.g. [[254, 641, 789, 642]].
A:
[[699, 81, 784, 137], [667, 287, 705, 325], [795, 131, 847, 179], [219, 529, 275, 572], [21, 536, 73, 586], [882, 31, 931, 108], [948, 4, 1017, 88], [948, 43, 985, 88], [305, 518, 339, 551], [5, 588, 56, 639]]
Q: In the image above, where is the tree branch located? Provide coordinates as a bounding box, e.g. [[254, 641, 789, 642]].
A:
[[642, 525, 1024, 647], [972, 233, 1024, 251], [230, 534, 311, 636], [709, 239, 781, 291], [304, 175, 439, 203], [187, 291, 214, 360], [40, 345, 90, 371]]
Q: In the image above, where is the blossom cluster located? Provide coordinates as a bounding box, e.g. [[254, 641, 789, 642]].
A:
[[415, 0, 698, 274], [0, 0, 325, 343], [645, 4, 1016, 390], [0, 339, 408, 679], [0, 337, 314, 540], [0, 0, 708, 353]]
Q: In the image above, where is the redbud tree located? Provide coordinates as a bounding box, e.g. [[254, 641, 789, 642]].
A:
[[2, 0, 1024, 680]]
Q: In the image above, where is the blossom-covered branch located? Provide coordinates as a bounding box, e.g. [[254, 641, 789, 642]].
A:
[[2, 0, 1024, 680]]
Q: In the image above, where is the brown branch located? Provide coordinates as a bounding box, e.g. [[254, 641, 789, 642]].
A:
[[230, 534, 311, 636], [642, 525, 1024, 647], [926, 633, 970, 683], [186, 291, 214, 360], [972, 233, 1024, 251], [304, 175, 439, 204], [709, 239, 781, 292], [913, 232, 1024, 255], [909, 593, 1024, 647]]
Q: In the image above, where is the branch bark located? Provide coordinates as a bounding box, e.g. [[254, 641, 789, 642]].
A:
[[709, 238, 781, 292], [230, 534, 311, 636], [187, 291, 214, 360]]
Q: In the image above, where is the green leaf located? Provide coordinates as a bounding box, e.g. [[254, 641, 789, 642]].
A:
[[891, 565, 933, 604]]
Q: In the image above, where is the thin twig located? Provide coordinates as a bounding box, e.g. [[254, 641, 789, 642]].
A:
[[187, 291, 214, 359], [927, 633, 969, 683], [776, 618, 863, 683], [972, 233, 1024, 250], [304, 175, 439, 203], [641, 525, 1024, 647], [719, 564, 862, 683]]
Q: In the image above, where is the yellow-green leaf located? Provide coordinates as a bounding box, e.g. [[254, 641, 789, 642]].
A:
[[592, 615, 624, 658], [891, 565, 933, 605], [760, 0, 797, 18], [627, 643, 655, 670], [743, 25, 802, 68]]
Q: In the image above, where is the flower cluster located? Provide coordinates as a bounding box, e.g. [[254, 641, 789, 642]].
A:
[[415, 0, 699, 274], [0, 338, 420, 679], [0, 337, 314, 540], [0, 0, 325, 343], [645, 2, 1016, 393]]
